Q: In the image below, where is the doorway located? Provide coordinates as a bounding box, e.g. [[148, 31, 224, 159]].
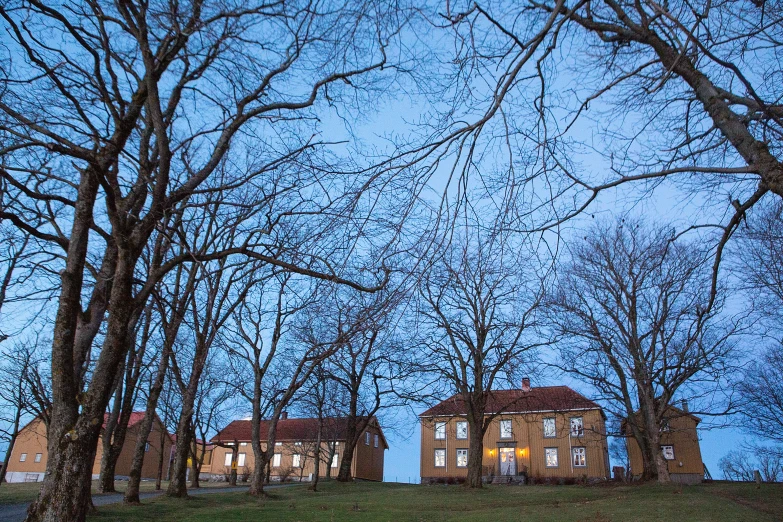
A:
[[499, 447, 516, 476]]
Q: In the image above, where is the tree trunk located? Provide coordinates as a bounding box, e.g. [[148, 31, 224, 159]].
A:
[[336, 437, 356, 482], [125, 344, 171, 504], [166, 417, 193, 497], [155, 431, 166, 491], [465, 417, 485, 488], [27, 246, 137, 522], [325, 443, 335, 479], [189, 443, 200, 489], [309, 423, 323, 491], [228, 444, 238, 487]]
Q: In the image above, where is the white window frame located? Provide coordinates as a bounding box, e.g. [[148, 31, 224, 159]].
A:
[[570, 417, 584, 437], [20, 453, 27, 462], [275, 442, 282, 446], [224, 453, 232, 467], [331, 453, 339, 468], [238, 453, 246, 467], [572, 447, 586, 467], [365, 432, 370, 445], [545, 447, 559, 468], [456, 449, 468, 468], [543, 417, 556, 438], [240, 442, 248, 446], [434, 421, 446, 440], [661, 445, 675, 460], [456, 421, 468, 440], [292, 454, 301, 467], [434, 448, 446, 468], [499, 419, 513, 439], [374, 434, 379, 448], [34, 453, 42, 463], [272, 453, 281, 467]]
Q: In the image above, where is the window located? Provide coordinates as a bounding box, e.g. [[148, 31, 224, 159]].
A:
[[543, 418, 556, 438], [145, 442, 150, 452], [272, 453, 281, 467], [661, 445, 675, 460], [295, 441, 302, 446], [292, 454, 301, 467], [434, 448, 446, 467], [570, 417, 584, 437], [500, 419, 512, 439], [456, 421, 468, 440], [240, 442, 247, 446], [34, 453, 42, 463], [331, 454, 339, 468], [660, 419, 671, 433], [434, 421, 446, 440], [365, 432, 371, 445], [20, 453, 27, 462], [545, 448, 558, 467], [374, 434, 379, 448], [456, 449, 468, 467], [224, 453, 232, 466], [572, 447, 586, 467], [275, 442, 282, 446], [238, 453, 246, 467]]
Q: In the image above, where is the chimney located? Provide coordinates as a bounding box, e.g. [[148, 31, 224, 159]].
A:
[[680, 400, 688, 413], [521, 377, 531, 392], [281, 411, 288, 420]]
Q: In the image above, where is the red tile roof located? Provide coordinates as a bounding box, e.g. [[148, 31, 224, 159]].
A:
[[420, 386, 602, 417], [102, 411, 147, 429], [212, 417, 388, 449]]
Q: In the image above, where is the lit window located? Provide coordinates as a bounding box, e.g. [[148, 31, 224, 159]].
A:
[[456, 449, 468, 467], [434, 422, 446, 440], [543, 418, 556, 438], [238, 453, 246, 467], [545, 448, 558, 467], [500, 420, 512, 439], [570, 417, 584, 437], [331, 454, 339, 468], [224, 453, 232, 466], [295, 441, 302, 446], [434, 448, 446, 467], [34, 453, 42, 463], [240, 442, 247, 446], [20, 453, 27, 462], [275, 442, 282, 446], [292, 454, 301, 467], [456, 421, 468, 440], [374, 434, 379, 448], [273, 453, 281, 467], [661, 445, 675, 460], [365, 432, 370, 445], [572, 447, 586, 467]]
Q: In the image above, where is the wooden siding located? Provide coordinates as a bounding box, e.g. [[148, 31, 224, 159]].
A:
[[626, 413, 703, 477], [5, 418, 48, 475], [353, 422, 385, 481], [420, 409, 609, 480]]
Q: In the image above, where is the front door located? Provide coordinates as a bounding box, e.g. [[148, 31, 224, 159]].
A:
[[499, 448, 516, 476]]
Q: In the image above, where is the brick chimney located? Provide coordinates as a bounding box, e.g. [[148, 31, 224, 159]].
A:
[[522, 377, 531, 392], [281, 411, 288, 420], [680, 400, 688, 413]]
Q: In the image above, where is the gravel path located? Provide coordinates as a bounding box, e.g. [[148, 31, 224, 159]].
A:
[[0, 485, 277, 522]]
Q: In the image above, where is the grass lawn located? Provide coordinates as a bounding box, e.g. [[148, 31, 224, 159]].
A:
[[0, 480, 231, 505], [84, 480, 783, 522]]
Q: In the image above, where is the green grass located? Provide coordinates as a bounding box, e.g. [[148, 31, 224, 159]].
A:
[[0, 480, 232, 505], [84, 481, 783, 522]]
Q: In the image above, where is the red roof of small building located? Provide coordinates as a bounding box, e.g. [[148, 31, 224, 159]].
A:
[[420, 386, 602, 417], [212, 417, 389, 449], [102, 412, 147, 429]]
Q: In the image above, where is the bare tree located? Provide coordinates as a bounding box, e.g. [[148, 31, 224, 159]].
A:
[[0, 1, 401, 518], [546, 218, 741, 482], [417, 226, 546, 488], [736, 343, 783, 445], [719, 445, 783, 483]]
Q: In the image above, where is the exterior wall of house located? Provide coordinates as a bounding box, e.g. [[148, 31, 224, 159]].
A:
[[5, 418, 48, 483], [420, 409, 609, 481], [353, 423, 385, 481], [626, 413, 703, 484], [210, 440, 349, 482], [6, 416, 171, 483]]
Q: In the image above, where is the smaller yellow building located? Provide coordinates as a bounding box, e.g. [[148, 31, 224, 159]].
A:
[[420, 381, 610, 483], [625, 405, 704, 484]]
